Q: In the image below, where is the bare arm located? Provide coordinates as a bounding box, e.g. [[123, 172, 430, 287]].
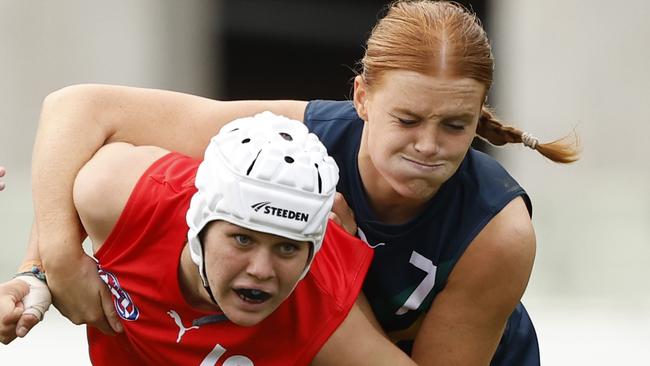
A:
[[312, 300, 417, 366], [72, 143, 169, 249], [31, 84, 306, 333], [35, 84, 307, 265], [410, 197, 536, 365]]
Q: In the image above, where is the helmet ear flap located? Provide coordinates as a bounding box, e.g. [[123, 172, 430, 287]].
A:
[[187, 112, 339, 286]]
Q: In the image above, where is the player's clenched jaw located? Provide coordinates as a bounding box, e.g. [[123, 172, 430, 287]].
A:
[[199, 221, 310, 326]]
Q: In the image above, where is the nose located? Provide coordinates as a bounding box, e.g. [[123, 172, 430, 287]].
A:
[[246, 248, 275, 281], [413, 124, 440, 156]]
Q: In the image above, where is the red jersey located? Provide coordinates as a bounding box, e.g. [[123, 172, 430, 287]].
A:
[[87, 152, 373, 366]]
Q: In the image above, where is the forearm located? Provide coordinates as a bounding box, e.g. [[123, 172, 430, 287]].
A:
[[18, 222, 41, 272], [32, 87, 106, 272]]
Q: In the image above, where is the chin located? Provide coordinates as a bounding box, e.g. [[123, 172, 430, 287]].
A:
[[386, 168, 448, 198], [224, 303, 279, 327], [226, 311, 269, 327], [395, 178, 442, 200]]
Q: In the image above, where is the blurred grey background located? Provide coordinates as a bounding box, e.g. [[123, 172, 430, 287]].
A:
[[1, 0, 648, 364]]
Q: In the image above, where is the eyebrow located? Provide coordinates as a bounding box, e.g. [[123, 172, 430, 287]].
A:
[[227, 224, 306, 246], [392, 108, 476, 121]]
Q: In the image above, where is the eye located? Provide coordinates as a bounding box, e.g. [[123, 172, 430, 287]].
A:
[[445, 121, 466, 131], [397, 117, 418, 126], [447, 122, 465, 131], [233, 234, 252, 247], [277, 243, 301, 257]]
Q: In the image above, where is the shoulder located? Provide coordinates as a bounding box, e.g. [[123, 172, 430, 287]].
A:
[[73, 142, 171, 248], [304, 100, 363, 153], [461, 149, 532, 215], [304, 100, 359, 123], [449, 196, 535, 309]]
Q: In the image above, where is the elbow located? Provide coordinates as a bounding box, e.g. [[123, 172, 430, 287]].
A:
[[39, 84, 114, 136], [41, 84, 103, 117]]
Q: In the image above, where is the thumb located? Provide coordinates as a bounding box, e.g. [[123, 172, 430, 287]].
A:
[[99, 286, 123, 333], [19, 276, 51, 321], [15, 313, 40, 338]]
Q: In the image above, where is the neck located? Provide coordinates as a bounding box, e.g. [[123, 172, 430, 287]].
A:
[[358, 159, 437, 225]]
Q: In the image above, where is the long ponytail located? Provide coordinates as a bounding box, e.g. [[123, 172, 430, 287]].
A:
[[477, 106, 581, 163]]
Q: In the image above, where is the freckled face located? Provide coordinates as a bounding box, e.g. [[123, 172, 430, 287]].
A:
[[201, 221, 310, 326], [355, 70, 486, 203]]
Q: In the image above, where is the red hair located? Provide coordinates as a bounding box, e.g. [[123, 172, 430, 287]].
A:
[[359, 0, 580, 163]]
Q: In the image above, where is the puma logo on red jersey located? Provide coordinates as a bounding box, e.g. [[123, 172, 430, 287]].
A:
[[167, 309, 200, 343]]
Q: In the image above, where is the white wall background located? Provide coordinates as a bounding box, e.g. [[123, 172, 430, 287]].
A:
[[1, 0, 649, 364], [0, 0, 217, 364], [491, 0, 650, 364]]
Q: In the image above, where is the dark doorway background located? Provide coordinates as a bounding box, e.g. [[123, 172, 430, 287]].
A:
[[218, 0, 487, 100], [216, 0, 490, 150]]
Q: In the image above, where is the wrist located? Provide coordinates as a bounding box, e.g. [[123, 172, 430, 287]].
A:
[[18, 260, 44, 273], [14, 264, 47, 284], [40, 247, 86, 275]]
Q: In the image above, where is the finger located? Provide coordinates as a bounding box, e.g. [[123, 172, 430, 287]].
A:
[[331, 193, 354, 220], [0, 300, 23, 325], [0, 280, 29, 323], [330, 193, 357, 235], [6, 279, 30, 299], [90, 285, 116, 336], [0, 332, 17, 345], [331, 192, 345, 212], [328, 212, 342, 226], [99, 286, 122, 333], [91, 311, 117, 336], [19, 276, 51, 321], [0, 301, 23, 344], [15, 313, 40, 338]]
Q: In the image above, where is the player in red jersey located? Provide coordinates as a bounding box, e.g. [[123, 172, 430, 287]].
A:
[[1, 113, 415, 365]]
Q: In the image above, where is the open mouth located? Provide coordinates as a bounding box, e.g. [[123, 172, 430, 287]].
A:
[[234, 288, 272, 304]]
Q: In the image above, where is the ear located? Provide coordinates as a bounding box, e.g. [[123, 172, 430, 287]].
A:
[[353, 75, 369, 121]]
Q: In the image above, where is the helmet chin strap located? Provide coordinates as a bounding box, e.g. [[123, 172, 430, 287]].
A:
[[201, 240, 220, 306]]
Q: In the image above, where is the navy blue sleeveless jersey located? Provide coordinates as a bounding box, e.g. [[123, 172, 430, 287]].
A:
[[304, 100, 540, 366]]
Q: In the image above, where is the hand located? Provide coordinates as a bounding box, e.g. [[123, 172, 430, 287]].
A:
[[0, 166, 6, 191], [47, 254, 123, 335], [16, 275, 51, 337], [328, 193, 358, 236], [0, 278, 32, 344]]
